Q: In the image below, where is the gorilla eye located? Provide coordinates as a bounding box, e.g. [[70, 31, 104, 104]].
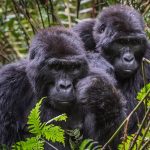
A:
[[49, 64, 61, 72], [131, 39, 140, 45], [98, 24, 106, 33], [118, 39, 125, 45], [70, 64, 81, 73]]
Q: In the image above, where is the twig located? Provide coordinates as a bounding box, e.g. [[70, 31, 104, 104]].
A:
[[45, 5, 51, 26], [0, 54, 11, 62], [143, 57, 150, 64], [142, 59, 147, 86], [49, 0, 55, 23], [64, 0, 72, 28], [35, 0, 45, 28], [41, 138, 58, 150], [140, 139, 150, 150], [46, 114, 66, 125]]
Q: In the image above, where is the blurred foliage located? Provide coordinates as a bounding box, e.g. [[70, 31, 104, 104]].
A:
[[0, 0, 150, 66]]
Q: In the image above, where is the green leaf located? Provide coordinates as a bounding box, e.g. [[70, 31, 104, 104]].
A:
[[27, 97, 46, 135], [53, 113, 68, 122], [118, 134, 143, 150], [42, 124, 65, 145], [79, 139, 101, 150], [137, 83, 150, 101], [12, 137, 44, 150], [45, 113, 67, 125]]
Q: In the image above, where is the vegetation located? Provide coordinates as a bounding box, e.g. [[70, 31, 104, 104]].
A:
[[0, 0, 150, 66], [12, 97, 67, 150], [0, 0, 150, 149]]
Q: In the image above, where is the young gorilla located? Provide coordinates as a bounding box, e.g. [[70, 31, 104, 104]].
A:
[[73, 4, 150, 134], [0, 27, 126, 149]]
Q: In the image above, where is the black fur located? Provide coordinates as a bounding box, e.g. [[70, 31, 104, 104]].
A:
[[0, 27, 126, 150], [73, 4, 150, 134], [76, 66, 126, 149]]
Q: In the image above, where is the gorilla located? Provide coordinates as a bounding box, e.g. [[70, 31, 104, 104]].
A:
[[76, 70, 126, 149], [73, 4, 150, 134], [0, 27, 126, 149]]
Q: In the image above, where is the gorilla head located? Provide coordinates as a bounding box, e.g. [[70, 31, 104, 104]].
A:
[[26, 27, 89, 111], [93, 5, 148, 79]]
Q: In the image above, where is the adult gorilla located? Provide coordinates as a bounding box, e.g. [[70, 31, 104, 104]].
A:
[[0, 27, 126, 149], [73, 4, 150, 134]]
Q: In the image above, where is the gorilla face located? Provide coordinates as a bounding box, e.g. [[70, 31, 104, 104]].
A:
[[26, 27, 89, 111], [93, 5, 148, 79], [103, 37, 147, 78], [46, 57, 88, 110]]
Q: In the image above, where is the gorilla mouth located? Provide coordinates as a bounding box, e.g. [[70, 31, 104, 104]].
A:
[[55, 100, 74, 105], [52, 100, 75, 111], [121, 69, 135, 77], [49, 96, 75, 109], [123, 69, 134, 73], [116, 68, 135, 79]]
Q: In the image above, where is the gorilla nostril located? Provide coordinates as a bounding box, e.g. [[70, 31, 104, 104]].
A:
[[60, 84, 65, 89], [123, 55, 134, 62], [60, 83, 72, 90]]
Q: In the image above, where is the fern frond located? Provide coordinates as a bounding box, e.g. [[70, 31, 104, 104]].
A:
[[12, 137, 44, 150], [79, 139, 101, 150], [67, 129, 83, 141], [42, 124, 65, 145], [28, 97, 46, 135]]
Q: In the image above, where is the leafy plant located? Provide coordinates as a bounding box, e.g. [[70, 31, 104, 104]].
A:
[[137, 83, 150, 107], [12, 97, 67, 150], [118, 83, 150, 150], [79, 139, 102, 150]]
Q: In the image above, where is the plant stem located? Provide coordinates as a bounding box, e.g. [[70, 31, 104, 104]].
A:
[[138, 120, 150, 150], [143, 57, 150, 64], [46, 114, 66, 125], [41, 138, 59, 150], [35, 0, 45, 28], [140, 139, 150, 150], [65, 0, 72, 28]]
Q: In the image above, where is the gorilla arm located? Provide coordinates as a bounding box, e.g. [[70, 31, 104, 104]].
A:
[[76, 69, 126, 147], [0, 60, 33, 145]]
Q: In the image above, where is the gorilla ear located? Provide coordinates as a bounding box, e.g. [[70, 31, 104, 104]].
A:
[[98, 24, 106, 33]]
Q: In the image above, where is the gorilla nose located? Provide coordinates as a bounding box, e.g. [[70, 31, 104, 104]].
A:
[[123, 54, 134, 63], [58, 80, 73, 92]]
